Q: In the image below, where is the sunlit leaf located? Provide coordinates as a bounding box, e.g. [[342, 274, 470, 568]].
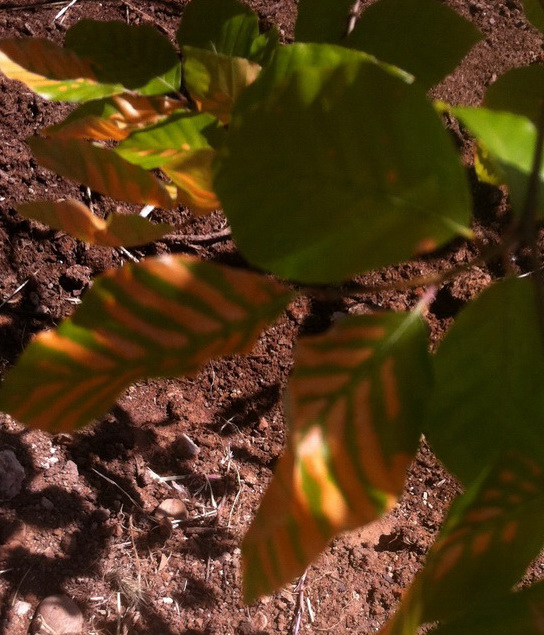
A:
[[346, 0, 482, 90], [43, 94, 187, 141], [17, 199, 173, 247], [28, 136, 177, 209], [431, 581, 544, 635], [453, 106, 544, 219], [163, 148, 220, 214], [521, 0, 544, 34], [215, 45, 472, 283], [183, 46, 261, 123], [484, 65, 544, 126], [380, 451, 544, 634], [243, 311, 432, 601], [116, 112, 224, 169], [0, 38, 122, 102], [426, 277, 544, 486], [65, 20, 181, 95], [473, 142, 504, 186], [0, 256, 293, 431], [177, 0, 259, 58], [294, 0, 355, 44]]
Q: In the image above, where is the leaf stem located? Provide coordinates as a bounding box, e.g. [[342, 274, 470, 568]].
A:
[[518, 101, 544, 343]]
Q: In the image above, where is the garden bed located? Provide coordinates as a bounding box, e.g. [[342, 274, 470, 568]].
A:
[[0, 1, 543, 633]]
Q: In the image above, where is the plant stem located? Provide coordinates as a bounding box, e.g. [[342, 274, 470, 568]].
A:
[[519, 103, 544, 342]]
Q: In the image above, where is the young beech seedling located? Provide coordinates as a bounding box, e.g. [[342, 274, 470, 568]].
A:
[[1, 0, 544, 631]]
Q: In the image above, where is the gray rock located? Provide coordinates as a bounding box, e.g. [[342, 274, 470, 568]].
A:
[[0, 449, 24, 500]]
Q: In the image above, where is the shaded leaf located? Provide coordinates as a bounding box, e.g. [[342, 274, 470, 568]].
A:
[[346, 0, 482, 90], [43, 94, 187, 141], [177, 0, 259, 58], [28, 136, 177, 209], [426, 277, 544, 486], [484, 65, 544, 126], [65, 20, 181, 95], [453, 106, 544, 218], [380, 451, 544, 633], [116, 112, 224, 169], [521, 0, 544, 34], [0, 38, 121, 102], [0, 256, 292, 431], [183, 46, 261, 123], [17, 199, 173, 247], [431, 581, 544, 635], [215, 45, 472, 284], [248, 27, 280, 67], [294, 0, 355, 44], [163, 148, 220, 214], [243, 311, 432, 601]]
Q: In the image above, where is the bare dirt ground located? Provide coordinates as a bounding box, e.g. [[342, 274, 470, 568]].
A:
[[0, 1, 543, 633]]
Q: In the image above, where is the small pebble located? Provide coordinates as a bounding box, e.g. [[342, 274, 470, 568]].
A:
[[154, 498, 189, 521], [31, 594, 83, 634]]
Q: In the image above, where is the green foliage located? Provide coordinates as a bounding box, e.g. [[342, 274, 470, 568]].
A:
[[427, 277, 544, 486], [0, 0, 543, 631], [215, 44, 471, 283], [346, 0, 482, 90]]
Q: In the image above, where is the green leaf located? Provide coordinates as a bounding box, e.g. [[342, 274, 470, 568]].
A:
[[116, 112, 224, 169], [0, 38, 122, 102], [426, 277, 544, 486], [214, 45, 472, 284], [346, 0, 482, 90], [0, 256, 292, 431], [381, 451, 544, 634], [484, 65, 544, 126], [43, 94, 187, 141], [177, 0, 259, 59], [453, 106, 544, 219], [294, 0, 355, 44], [65, 20, 181, 95], [28, 136, 177, 209], [163, 148, 220, 215], [431, 581, 544, 635], [248, 27, 280, 67], [183, 46, 261, 123], [17, 199, 173, 247], [243, 311, 432, 601], [521, 0, 544, 34]]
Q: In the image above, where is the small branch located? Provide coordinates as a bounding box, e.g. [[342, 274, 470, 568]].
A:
[[301, 238, 513, 301], [162, 226, 232, 245]]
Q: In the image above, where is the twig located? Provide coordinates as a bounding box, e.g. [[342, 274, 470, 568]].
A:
[[91, 467, 148, 516], [118, 246, 140, 263], [344, 1, 362, 37], [0, 275, 34, 310], [54, 0, 78, 21], [0, 1, 67, 10], [162, 226, 232, 245], [289, 570, 308, 635]]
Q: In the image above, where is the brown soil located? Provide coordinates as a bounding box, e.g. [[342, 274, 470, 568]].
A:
[[0, 1, 542, 634]]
